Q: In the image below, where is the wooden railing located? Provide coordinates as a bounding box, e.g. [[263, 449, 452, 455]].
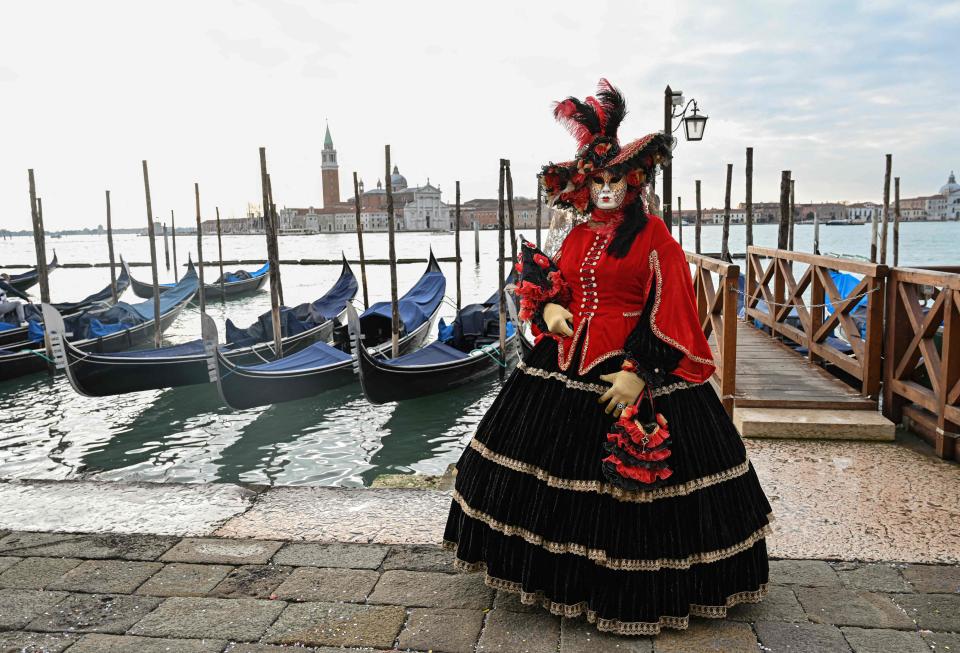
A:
[[686, 252, 739, 415], [744, 246, 888, 400], [883, 266, 960, 460]]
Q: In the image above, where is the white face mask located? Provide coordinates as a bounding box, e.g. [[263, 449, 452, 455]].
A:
[[590, 172, 627, 210]]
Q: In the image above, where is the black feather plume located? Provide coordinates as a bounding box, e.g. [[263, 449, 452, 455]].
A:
[[596, 79, 627, 139]]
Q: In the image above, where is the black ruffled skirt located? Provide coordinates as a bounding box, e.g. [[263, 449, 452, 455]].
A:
[[443, 338, 773, 636]]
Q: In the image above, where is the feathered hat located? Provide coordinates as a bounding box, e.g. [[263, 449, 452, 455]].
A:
[[540, 79, 674, 215]]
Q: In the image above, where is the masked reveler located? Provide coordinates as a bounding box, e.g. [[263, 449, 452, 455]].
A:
[[443, 80, 773, 635]]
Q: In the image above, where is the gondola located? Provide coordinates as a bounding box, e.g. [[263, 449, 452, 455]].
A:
[[353, 284, 521, 404], [4, 252, 59, 293], [129, 261, 269, 300], [0, 262, 131, 349], [54, 257, 358, 397], [203, 252, 446, 410], [0, 263, 198, 383]]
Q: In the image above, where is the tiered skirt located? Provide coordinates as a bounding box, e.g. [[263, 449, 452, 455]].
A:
[[443, 339, 773, 635]]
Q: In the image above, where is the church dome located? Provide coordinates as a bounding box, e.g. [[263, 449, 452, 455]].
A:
[[390, 165, 408, 191], [940, 171, 960, 195]]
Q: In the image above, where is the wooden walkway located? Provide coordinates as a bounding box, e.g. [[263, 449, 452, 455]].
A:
[[714, 322, 875, 411]]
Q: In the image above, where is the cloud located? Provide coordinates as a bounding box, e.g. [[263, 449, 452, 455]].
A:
[[207, 29, 290, 67]]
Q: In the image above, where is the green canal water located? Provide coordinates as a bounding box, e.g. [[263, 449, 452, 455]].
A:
[[0, 222, 954, 485]]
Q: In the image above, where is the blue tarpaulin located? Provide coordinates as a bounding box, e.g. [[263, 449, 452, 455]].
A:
[[360, 270, 445, 334], [241, 341, 351, 372]]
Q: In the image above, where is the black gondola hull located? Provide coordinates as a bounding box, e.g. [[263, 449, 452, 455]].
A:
[[357, 334, 518, 404], [7, 255, 59, 293], [63, 318, 335, 396], [130, 270, 268, 300]]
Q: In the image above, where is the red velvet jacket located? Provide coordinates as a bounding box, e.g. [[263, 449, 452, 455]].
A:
[[527, 216, 715, 383]]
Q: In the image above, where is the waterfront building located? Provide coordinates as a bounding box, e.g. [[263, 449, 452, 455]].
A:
[[940, 171, 960, 219], [460, 198, 557, 230]]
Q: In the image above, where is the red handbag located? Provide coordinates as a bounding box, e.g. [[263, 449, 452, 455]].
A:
[[601, 388, 673, 489]]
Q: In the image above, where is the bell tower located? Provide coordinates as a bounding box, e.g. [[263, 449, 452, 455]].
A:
[[321, 122, 340, 208]]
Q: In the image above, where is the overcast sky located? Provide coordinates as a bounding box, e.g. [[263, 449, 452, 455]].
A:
[[2, 0, 958, 230]]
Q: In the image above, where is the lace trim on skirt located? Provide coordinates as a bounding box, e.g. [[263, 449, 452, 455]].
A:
[[468, 437, 752, 504], [441, 542, 769, 636], [516, 360, 701, 397], [451, 489, 773, 571]]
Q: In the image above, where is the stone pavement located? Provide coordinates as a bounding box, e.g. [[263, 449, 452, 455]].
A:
[[0, 531, 957, 653]]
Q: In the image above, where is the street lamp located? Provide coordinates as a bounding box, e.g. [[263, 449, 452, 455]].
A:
[[662, 86, 709, 232]]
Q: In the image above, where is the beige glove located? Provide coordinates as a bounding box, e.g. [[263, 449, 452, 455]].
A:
[[598, 370, 646, 417], [542, 302, 574, 337]]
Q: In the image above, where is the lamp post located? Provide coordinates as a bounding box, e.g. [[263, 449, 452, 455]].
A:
[[662, 85, 709, 233]]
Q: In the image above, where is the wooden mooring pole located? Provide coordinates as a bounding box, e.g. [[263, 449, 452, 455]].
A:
[[474, 221, 480, 265], [353, 172, 370, 309], [778, 171, 791, 250], [27, 173, 50, 304], [677, 196, 683, 249], [880, 154, 892, 265], [745, 147, 754, 250], [506, 162, 516, 264], [455, 180, 462, 311], [695, 180, 702, 255], [141, 161, 162, 349], [215, 207, 225, 304], [497, 159, 507, 382], [722, 163, 732, 262], [259, 148, 283, 358], [385, 145, 399, 358], [535, 177, 543, 249], [813, 206, 821, 256], [194, 184, 206, 315], [105, 190, 117, 302], [265, 175, 284, 306], [789, 179, 796, 251], [163, 222, 170, 271], [171, 210, 178, 282], [893, 177, 901, 267]]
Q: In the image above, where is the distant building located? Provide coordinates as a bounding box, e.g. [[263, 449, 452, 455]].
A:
[[459, 198, 556, 231]]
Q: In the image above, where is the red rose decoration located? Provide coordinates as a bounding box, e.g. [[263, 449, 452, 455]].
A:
[[514, 262, 522, 274], [626, 169, 645, 186], [533, 253, 550, 269], [594, 142, 612, 156], [523, 240, 537, 250], [571, 172, 586, 186]]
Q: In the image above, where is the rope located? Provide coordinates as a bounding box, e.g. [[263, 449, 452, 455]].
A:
[[735, 284, 881, 309], [469, 345, 508, 367]]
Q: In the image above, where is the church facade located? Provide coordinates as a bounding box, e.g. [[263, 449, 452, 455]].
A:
[[278, 125, 453, 233]]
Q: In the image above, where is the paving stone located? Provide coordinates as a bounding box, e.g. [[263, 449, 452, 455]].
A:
[[382, 544, 456, 572], [477, 608, 560, 653], [224, 645, 375, 653], [770, 559, 841, 587], [753, 621, 851, 653], [272, 542, 389, 569], [67, 633, 228, 653], [263, 601, 405, 648], [397, 607, 485, 653], [27, 593, 162, 634], [0, 555, 20, 573], [208, 564, 292, 599], [840, 626, 930, 653], [795, 587, 914, 629], [493, 589, 541, 613], [136, 562, 233, 596], [0, 589, 67, 629], [901, 563, 960, 593], [831, 563, 911, 593], [653, 620, 757, 653], [0, 631, 77, 653], [727, 584, 806, 622], [368, 569, 494, 609], [273, 567, 379, 602], [890, 592, 960, 631], [0, 532, 177, 561], [129, 596, 285, 642], [560, 618, 653, 652], [48, 560, 162, 594], [0, 556, 81, 589], [160, 537, 283, 565], [921, 630, 960, 651]]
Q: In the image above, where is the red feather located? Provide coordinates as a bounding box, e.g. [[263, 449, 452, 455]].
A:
[[585, 96, 607, 133], [553, 99, 594, 149]]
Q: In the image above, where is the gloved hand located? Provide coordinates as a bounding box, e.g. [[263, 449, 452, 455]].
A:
[[598, 370, 646, 417], [542, 302, 573, 337]]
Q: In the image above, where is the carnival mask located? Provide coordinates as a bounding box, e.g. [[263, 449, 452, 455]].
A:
[[590, 171, 627, 210]]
